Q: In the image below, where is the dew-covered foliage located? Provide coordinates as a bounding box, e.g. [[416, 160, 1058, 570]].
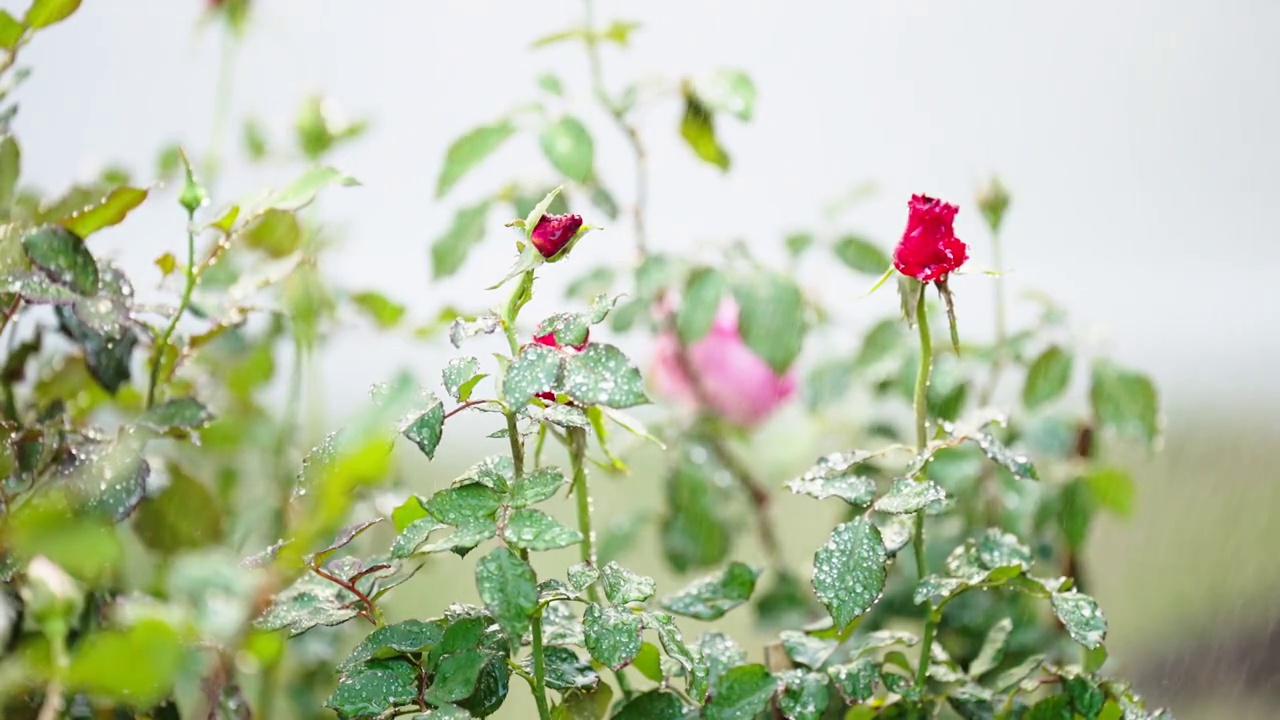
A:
[[0, 2, 1171, 719]]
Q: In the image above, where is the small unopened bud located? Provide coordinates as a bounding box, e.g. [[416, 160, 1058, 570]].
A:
[[177, 148, 209, 216], [976, 176, 1010, 235], [530, 213, 584, 260]]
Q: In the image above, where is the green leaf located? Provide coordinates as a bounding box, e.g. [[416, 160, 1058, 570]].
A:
[[139, 397, 214, 434], [833, 235, 890, 275], [508, 466, 568, 507], [340, 620, 445, 671], [540, 116, 595, 183], [1083, 467, 1134, 517], [504, 344, 562, 408], [967, 617, 1012, 678], [802, 358, 857, 411], [529, 645, 599, 691], [403, 399, 446, 460], [1065, 675, 1106, 719], [256, 571, 360, 635], [631, 642, 664, 682], [134, 467, 223, 554], [1023, 345, 1073, 409], [66, 620, 182, 707], [352, 291, 407, 329], [661, 561, 759, 620], [1026, 694, 1071, 720], [582, 603, 642, 670], [0, 134, 19, 209], [874, 478, 948, 514], [644, 611, 698, 678], [243, 209, 301, 258], [1050, 591, 1107, 649], [326, 658, 419, 718], [391, 517, 446, 558], [987, 654, 1044, 693], [1059, 478, 1093, 550], [567, 562, 599, 593], [945, 529, 1033, 582], [679, 91, 729, 171], [661, 458, 729, 572], [449, 314, 502, 349], [695, 631, 746, 693], [475, 547, 539, 643], [779, 630, 837, 670], [777, 669, 830, 720], [426, 484, 503, 526], [537, 73, 564, 95], [703, 664, 777, 720], [827, 658, 879, 704], [565, 266, 616, 302], [392, 496, 430, 533], [599, 561, 656, 605], [560, 343, 649, 408], [812, 519, 887, 628], [787, 451, 876, 506], [425, 649, 491, 704], [676, 266, 725, 344], [22, 225, 97, 295], [437, 121, 516, 197], [61, 186, 148, 238], [502, 508, 583, 551], [612, 690, 687, 720], [754, 571, 814, 632], [431, 200, 491, 279], [443, 357, 480, 400], [24, 0, 81, 28], [0, 12, 24, 50], [785, 232, 815, 258], [1090, 361, 1159, 444], [456, 455, 516, 492], [692, 69, 757, 122], [733, 271, 805, 374], [257, 165, 358, 213], [420, 520, 497, 555], [913, 575, 970, 608], [854, 319, 906, 369]]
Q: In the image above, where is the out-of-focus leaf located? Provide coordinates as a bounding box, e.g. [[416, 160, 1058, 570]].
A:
[[540, 116, 594, 184], [436, 121, 516, 197], [432, 200, 491, 279], [22, 225, 97, 295], [0, 13, 24, 50], [1090, 361, 1159, 444], [24, 0, 82, 29], [243, 209, 301, 258], [733, 271, 805, 374], [677, 266, 725, 345], [661, 456, 729, 572], [139, 397, 214, 435], [1023, 345, 1073, 409], [679, 90, 729, 171], [253, 165, 358, 215], [134, 467, 223, 553], [692, 69, 757, 122], [0, 134, 20, 209], [61, 186, 148, 238], [66, 619, 182, 707], [833, 235, 890, 275], [351, 290, 406, 329]]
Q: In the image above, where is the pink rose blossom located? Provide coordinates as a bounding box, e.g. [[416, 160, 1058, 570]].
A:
[[650, 299, 796, 428]]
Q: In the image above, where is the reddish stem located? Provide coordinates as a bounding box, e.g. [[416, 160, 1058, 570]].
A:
[[311, 565, 379, 625]]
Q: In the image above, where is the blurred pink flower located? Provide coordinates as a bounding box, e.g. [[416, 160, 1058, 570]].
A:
[[650, 299, 796, 428]]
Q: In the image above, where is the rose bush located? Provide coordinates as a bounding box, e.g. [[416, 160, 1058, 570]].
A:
[[0, 2, 1172, 719]]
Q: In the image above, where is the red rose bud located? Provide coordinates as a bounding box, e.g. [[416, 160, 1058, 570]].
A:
[[893, 194, 968, 282], [530, 213, 583, 259]]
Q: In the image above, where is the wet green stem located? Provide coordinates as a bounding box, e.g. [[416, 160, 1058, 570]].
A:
[[529, 607, 552, 720], [911, 287, 938, 710], [146, 214, 198, 407]]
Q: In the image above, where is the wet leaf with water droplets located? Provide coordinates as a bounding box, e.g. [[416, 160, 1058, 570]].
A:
[[874, 515, 915, 556], [325, 657, 419, 718], [779, 630, 837, 670], [443, 357, 480, 400], [874, 478, 948, 514], [403, 398, 445, 459], [340, 619, 445, 671], [559, 343, 648, 409], [23, 225, 98, 295], [501, 508, 583, 551], [612, 690, 688, 720], [914, 575, 969, 608], [583, 603, 642, 670], [521, 645, 599, 691], [987, 654, 1044, 693], [508, 466, 567, 507], [425, 649, 492, 705], [449, 314, 501, 349], [695, 631, 746, 697], [827, 658, 879, 703], [139, 397, 213, 435], [644, 611, 699, 679], [812, 518, 887, 628], [54, 304, 137, 394], [257, 571, 362, 635], [474, 547, 538, 644], [567, 562, 599, 593], [528, 403, 591, 429], [599, 561, 656, 605], [426, 484, 503, 526], [1064, 675, 1106, 718], [455, 455, 515, 492], [702, 664, 777, 720], [55, 438, 149, 522], [504, 344, 562, 408], [1051, 591, 1107, 649], [391, 517, 446, 558], [787, 453, 875, 506], [661, 561, 759, 620], [946, 529, 1034, 582], [777, 669, 830, 720], [418, 520, 496, 555]]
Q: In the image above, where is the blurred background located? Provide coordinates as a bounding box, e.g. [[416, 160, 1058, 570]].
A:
[[7, 0, 1280, 717]]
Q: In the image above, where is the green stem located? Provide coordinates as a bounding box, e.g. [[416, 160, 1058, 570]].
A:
[[147, 217, 198, 407], [911, 287, 937, 709], [507, 412, 525, 479], [203, 28, 237, 188], [529, 609, 553, 720], [568, 427, 597, 590]]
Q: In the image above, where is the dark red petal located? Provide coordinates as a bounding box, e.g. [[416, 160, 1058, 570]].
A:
[[530, 213, 584, 259]]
